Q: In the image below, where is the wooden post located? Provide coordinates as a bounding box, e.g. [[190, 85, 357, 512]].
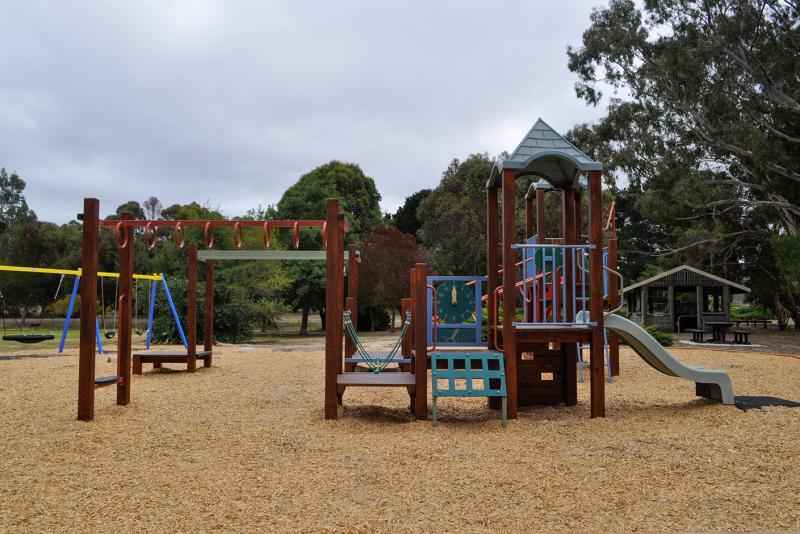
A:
[[486, 185, 499, 350], [608, 236, 619, 375], [347, 245, 361, 331], [187, 244, 198, 373], [77, 198, 99, 421], [413, 263, 428, 420], [347, 243, 359, 330], [116, 212, 134, 406], [588, 171, 605, 418], [401, 297, 411, 359], [561, 189, 578, 406], [574, 190, 583, 241], [204, 259, 214, 366], [324, 198, 341, 420], [536, 187, 546, 239], [344, 296, 355, 358], [525, 195, 534, 239], [501, 169, 518, 419], [337, 218, 346, 373], [409, 267, 416, 350]]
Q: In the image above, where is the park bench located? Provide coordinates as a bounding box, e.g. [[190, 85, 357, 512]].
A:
[[686, 328, 705, 343], [731, 329, 751, 345]]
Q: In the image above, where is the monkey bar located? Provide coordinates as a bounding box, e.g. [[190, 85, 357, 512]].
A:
[[78, 200, 332, 422]]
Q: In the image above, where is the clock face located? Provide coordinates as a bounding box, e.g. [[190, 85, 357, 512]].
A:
[[435, 280, 476, 325]]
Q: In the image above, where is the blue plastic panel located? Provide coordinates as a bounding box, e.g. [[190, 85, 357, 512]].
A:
[[431, 351, 506, 398]]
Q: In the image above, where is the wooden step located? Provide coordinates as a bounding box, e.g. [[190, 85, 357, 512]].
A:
[[337, 372, 416, 387]]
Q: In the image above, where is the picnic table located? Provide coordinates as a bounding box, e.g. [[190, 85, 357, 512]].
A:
[[733, 319, 770, 329], [705, 321, 734, 343]]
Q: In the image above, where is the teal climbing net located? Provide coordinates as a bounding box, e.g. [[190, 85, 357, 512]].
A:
[[343, 310, 411, 373]]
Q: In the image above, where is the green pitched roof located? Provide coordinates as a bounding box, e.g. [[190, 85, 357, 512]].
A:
[[490, 118, 602, 189]]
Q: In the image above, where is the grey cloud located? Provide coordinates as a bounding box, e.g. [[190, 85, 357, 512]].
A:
[[0, 0, 607, 223]]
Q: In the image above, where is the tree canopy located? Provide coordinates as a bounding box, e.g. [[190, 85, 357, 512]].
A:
[[391, 189, 431, 239], [567, 0, 800, 326], [359, 226, 426, 330], [276, 160, 383, 334]]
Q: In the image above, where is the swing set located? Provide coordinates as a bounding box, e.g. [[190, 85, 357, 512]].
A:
[[0, 265, 184, 352]]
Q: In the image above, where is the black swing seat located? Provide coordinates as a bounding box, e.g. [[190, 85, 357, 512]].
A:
[[94, 375, 120, 387], [2, 334, 55, 344], [104, 331, 117, 339]]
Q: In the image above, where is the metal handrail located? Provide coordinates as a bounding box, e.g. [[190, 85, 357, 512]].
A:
[[603, 266, 625, 315]]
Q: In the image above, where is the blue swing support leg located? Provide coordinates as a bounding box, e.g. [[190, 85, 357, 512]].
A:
[[161, 274, 188, 349], [146, 279, 157, 349], [59, 275, 103, 354]]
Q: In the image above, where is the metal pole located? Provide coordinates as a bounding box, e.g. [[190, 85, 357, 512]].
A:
[[161, 274, 188, 349], [59, 275, 80, 353], [146, 279, 157, 349]]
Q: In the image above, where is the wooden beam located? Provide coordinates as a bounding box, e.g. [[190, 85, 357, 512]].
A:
[[561, 190, 578, 405], [574, 190, 583, 240], [337, 218, 345, 374], [116, 212, 134, 406], [197, 250, 351, 261], [525, 196, 534, 239], [588, 171, 605, 418], [501, 169, 518, 419], [204, 259, 214, 365], [409, 267, 416, 351], [413, 263, 428, 420], [77, 198, 99, 421], [344, 296, 355, 358], [486, 186, 499, 350], [324, 198, 341, 420], [187, 244, 198, 373], [536, 188, 546, 239], [608, 236, 620, 376], [400, 297, 411, 361]]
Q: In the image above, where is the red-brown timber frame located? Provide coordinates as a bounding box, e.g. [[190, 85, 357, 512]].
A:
[[493, 168, 606, 419], [77, 198, 328, 421], [501, 169, 519, 418], [588, 171, 606, 417]]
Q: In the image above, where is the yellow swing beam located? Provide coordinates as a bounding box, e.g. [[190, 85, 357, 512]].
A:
[[0, 265, 162, 281]]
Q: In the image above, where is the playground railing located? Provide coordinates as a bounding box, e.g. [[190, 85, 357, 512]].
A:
[[511, 243, 597, 328]]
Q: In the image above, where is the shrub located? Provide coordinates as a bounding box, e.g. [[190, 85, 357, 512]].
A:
[[357, 305, 391, 331], [730, 304, 773, 320], [618, 324, 673, 347], [150, 277, 256, 345]]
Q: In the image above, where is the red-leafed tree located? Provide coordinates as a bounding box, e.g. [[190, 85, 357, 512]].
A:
[[359, 226, 427, 331]]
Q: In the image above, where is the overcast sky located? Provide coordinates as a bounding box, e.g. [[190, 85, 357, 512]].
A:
[[1, 1, 609, 223]]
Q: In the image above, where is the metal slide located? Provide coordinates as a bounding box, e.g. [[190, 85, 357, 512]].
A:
[[602, 313, 735, 404]]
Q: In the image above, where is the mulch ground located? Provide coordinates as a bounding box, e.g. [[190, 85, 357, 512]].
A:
[[0, 344, 798, 533]]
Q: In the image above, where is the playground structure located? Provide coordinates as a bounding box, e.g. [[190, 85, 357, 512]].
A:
[[73, 119, 735, 424], [76, 200, 334, 421], [326, 118, 735, 422]]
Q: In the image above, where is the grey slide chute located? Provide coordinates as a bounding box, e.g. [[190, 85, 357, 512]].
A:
[[602, 313, 735, 404]]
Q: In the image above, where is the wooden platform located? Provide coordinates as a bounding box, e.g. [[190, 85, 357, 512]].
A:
[[336, 372, 416, 387], [491, 325, 593, 344], [133, 350, 212, 374]]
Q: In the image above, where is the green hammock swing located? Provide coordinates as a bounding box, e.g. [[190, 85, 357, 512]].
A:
[[343, 310, 411, 373]]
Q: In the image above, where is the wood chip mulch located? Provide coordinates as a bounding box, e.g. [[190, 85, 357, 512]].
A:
[[0, 344, 798, 533]]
